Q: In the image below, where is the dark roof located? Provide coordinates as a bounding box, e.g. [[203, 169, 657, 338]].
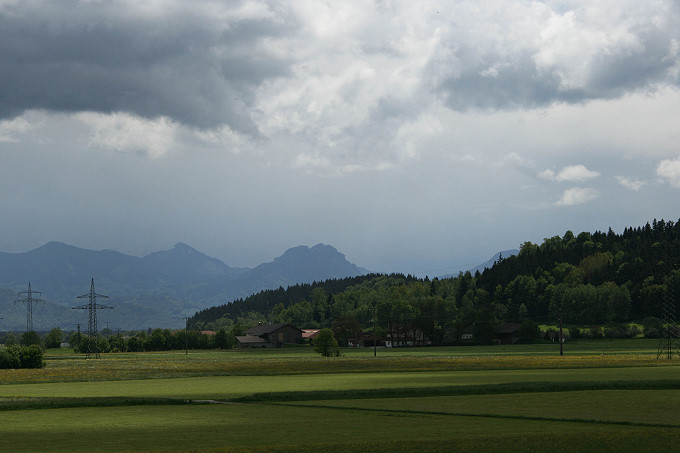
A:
[[497, 323, 522, 334], [246, 323, 302, 336], [235, 335, 267, 344]]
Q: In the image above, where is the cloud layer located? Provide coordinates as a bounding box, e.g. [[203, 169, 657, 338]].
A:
[[2, 0, 679, 147]]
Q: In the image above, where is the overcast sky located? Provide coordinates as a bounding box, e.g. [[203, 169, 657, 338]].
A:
[[1, 0, 679, 276]]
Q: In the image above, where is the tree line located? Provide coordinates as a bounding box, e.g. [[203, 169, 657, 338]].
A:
[[188, 219, 680, 345], [0, 327, 240, 354]]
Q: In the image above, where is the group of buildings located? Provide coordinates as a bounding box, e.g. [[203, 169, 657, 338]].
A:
[[234, 322, 561, 348]]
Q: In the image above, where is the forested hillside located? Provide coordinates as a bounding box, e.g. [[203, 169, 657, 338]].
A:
[[189, 219, 680, 345]]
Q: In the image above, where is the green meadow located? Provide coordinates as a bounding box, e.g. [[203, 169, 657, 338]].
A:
[[1, 341, 679, 452]]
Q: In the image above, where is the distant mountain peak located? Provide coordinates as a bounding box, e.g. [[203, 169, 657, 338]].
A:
[[39, 241, 72, 249], [311, 243, 339, 253], [173, 242, 198, 254], [256, 243, 367, 283]]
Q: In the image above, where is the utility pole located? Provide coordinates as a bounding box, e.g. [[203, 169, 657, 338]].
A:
[[373, 302, 377, 357], [14, 282, 45, 332], [559, 312, 564, 356], [72, 278, 113, 359], [184, 317, 189, 355]]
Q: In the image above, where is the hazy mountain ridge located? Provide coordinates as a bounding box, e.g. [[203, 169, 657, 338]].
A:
[[0, 242, 367, 330], [438, 249, 520, 279]]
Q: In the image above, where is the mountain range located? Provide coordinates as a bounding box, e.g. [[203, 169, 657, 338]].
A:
[[0, 242, 367, 330]]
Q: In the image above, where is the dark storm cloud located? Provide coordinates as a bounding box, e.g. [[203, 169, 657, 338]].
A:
[[0, 1, 294, 132]]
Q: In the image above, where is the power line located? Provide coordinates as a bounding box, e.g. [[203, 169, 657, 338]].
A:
[[14, 282, 45, 332], [72, 278, 114, 358], [657, 279, 680, 359], [654, 243, 680, 359]]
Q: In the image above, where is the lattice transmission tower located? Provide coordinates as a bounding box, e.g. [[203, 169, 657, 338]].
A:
[[654, 240, 680, 359], [72, 278, 113, 358], [14, 282, 45, 332], [657, 278, 680, 359]]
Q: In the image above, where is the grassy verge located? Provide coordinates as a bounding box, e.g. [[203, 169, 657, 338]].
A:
[[233, 379, 680, 402], [0, 396, 187, 411], [193, 430, 680, 453]]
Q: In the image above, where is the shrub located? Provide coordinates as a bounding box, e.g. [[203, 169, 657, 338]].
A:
[[313, 328, 340, 357], [0, 346, 21, 369], [0, 345, 45, 369], [19, 345, 45, 368], [518, 320, 540, 341], [20, 330, 42, 347], [641, 317, 663, 337], [644, 327, 661, 338], [604, 324, 626, 339], [627, 324, 641, 338], [588, 326, 603, 339], [570, 327, 583, 339]]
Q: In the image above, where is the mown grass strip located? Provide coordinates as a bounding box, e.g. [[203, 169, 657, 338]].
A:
[[233, 379, 680, 402], [189, 429, 680, 453], [271, 401, 680, 429], [0, 396, 188, 411]]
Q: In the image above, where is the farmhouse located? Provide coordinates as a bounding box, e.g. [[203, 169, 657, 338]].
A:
[[302, 329, 320, 341], [460, 323, 521, 344], [236, 323, 302, 348], [496, 323, 522, 344], [384, 325, 429, 347], [461, 325, 474, 343], [347, 332, 384, 348]]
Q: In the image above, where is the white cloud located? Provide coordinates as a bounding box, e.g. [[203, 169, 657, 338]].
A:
[[538, 168, 556, 180], [615, 176, 646, 191], [539, 164, 600, 182], [556, 187, 599, 206], [77, 112, 178, 158], [0, 116, 34, 142], [657, 157, 680, 188]]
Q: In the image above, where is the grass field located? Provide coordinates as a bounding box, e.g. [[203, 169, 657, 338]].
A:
[[1, 340, 679, 452]]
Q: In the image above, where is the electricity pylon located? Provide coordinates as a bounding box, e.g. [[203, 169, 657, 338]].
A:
[[657, 280, 680, 359], [14, 282, 45, 332], [72, 278, 113, 358]]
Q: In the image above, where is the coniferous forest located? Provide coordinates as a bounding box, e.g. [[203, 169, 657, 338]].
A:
[[189, 219, 680, 345]]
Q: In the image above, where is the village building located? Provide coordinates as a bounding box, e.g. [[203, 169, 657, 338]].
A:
[[461, 325, 474, 343], [496, 323, 522, 344], [460, 322, 522, 345], [235, 323, 302, 348], [347, 332, 384, 348], [384, 325, 429, 347], [302, 329, 320, 341]]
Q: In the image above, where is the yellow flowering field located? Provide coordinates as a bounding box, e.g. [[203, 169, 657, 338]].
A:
[[0, 347, 672, 385]]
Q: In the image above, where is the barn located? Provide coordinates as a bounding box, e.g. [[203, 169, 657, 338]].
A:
[[236, 323, 302, 348]]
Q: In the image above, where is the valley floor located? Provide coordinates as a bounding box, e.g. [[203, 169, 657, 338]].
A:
[[1, 341, 679, 452]]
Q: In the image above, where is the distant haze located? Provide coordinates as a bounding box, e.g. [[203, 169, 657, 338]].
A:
[[0, 242, 368, 330]]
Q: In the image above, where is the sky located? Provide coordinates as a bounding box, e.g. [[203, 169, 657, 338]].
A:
[[1, 0, 680, 276]]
